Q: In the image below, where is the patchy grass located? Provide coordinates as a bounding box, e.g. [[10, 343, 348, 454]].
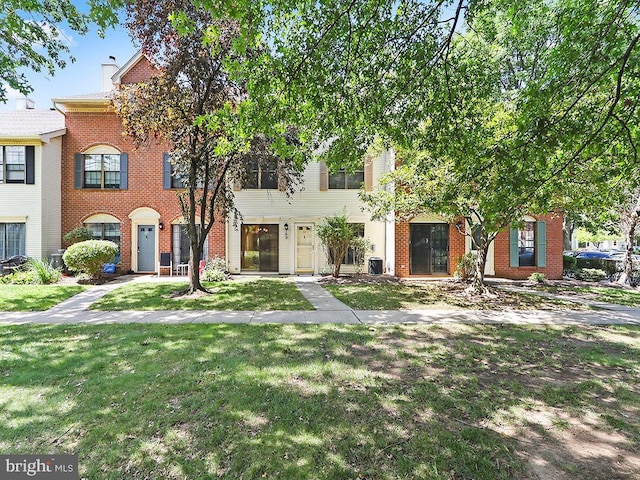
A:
[[0, 284, 87, 311], [321, 278, 588, 310], [90, 279, 313, 311], [0, 324, 637, 479], [533, 283, 640, 307]]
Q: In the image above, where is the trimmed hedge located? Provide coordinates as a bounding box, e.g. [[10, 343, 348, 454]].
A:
[[62, 240, 118, 278]]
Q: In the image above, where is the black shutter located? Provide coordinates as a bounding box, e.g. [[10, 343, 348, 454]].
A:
[[163, 153, 171, 189], [25, 146, 35, 184], [120, 153, 128, 189], [74, 153, 83, 189]]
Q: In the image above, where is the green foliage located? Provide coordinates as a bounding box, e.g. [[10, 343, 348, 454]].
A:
[[0, 270, 34, 285], [0, 258, 61, 285], [316, 213, 359, 278], [62, 240, 118, 279], [455, 253, 477, 281], [528, 272, 547, 284], [200, 256, 228, 282], [26, 258, 61, 284], [574, 269, 607, 282], [63, 226, 94, 245], [0, 0, 122, 102], [563, 255, 577, 272]]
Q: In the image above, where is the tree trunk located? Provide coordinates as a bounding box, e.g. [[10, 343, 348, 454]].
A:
[[562, 221, 573, 251], [618, 221, 637, 285], [188, 228, 208, 294], [470, 241, 490, 294]]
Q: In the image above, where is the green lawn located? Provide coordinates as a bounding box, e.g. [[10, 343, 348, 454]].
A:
[[0, 284, 87, 311], [322, 279, 587, 310], [534, 284, 640, 307], [90, 279, 314, 311], [0, 324, 637, 479]]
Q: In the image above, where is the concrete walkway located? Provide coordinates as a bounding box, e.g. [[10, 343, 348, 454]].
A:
[[1, 275, 640, 325]]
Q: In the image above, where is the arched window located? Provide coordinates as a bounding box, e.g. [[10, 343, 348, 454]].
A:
[[74, 146, 128, 190], [84, 214, 121, 263]]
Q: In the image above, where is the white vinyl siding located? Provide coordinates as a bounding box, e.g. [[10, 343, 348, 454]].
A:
[[228, 152, 392, 274]]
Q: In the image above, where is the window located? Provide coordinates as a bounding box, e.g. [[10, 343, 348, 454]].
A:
[[172, 224, 209, 266], [85, 222, 121, 263], [329, 168, 364, 189], [0, 223, 26, 258], [84, 154, 120, 189], [75, 149, 127, 190], [470, 224, 483, 251], [0, 146, 34, 184], [345, 224, 365, 264], [244, 158, 278, 189], [518, 221, 536, 267], [163, 153, 185, 189]]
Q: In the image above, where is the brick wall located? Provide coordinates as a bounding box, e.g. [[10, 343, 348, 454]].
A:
[[395, 213, 563, 280], [493, 212, 563, 280], [121, 56, 159, 84], [61, 111, 225, 272]]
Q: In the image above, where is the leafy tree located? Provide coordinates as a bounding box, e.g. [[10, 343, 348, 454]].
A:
[[0, 0, 122, 102], [316, 213, 361, 278], [362, 0, 640, 292], [113, 0, 303, 293]]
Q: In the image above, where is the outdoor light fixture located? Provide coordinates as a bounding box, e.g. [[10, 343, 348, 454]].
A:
[[159, 222, 164, 231], [455, 220, 464, 234], [284, 222, 289, 238]]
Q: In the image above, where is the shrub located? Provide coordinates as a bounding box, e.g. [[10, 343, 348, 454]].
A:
[[63, 226, 94, 245], [316, 213, 363, 277], [562, 255, 577, 272], [26, 258, 61, 284], [63, 240, 118, 279], [201, 256, 228, 282], [528, 272, 547, 283], [0, 270, 35, 284], [454, 253, 477, 280], [574, 268, 607, 282]]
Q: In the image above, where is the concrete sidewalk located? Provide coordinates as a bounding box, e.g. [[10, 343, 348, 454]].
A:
[[1, 274, 640, 325]]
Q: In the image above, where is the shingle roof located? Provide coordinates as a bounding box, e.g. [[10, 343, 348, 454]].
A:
[[53, 92, 113, 100], [0, 109, 65, 137]]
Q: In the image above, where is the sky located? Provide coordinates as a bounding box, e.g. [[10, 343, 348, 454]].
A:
[[0, 19, 138, 112]]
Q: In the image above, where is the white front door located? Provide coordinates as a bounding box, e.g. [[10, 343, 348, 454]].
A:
[[295, 224, 314, 273]]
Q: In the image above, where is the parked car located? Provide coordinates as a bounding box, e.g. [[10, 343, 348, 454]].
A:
[[575, 251, 611, 259], [0, 255, 29, 275], [563, 250, 580, 257]]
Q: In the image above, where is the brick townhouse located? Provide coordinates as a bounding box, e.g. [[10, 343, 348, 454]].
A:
[[53, 52, 224, 273], [1, 48, 562, 279]]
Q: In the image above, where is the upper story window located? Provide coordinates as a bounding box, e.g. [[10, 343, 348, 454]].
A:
[[0, 146, 35, 185], [244, 158, 278, 189], [162, 153, 185, 189], [84, 154, 120, 189], [329, 168, 364, 189], [74, 146, 128, 190]]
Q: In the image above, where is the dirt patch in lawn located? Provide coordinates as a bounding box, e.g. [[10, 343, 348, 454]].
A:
[[347, 325, 640, 480], [320, 275, 591, 310]]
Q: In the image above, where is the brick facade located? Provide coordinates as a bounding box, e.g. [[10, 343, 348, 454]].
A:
[[59, 55, 225, 273], [60, 111, 225, 272], [493, 213, 563, 280], [395, 213, 563, 280]]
